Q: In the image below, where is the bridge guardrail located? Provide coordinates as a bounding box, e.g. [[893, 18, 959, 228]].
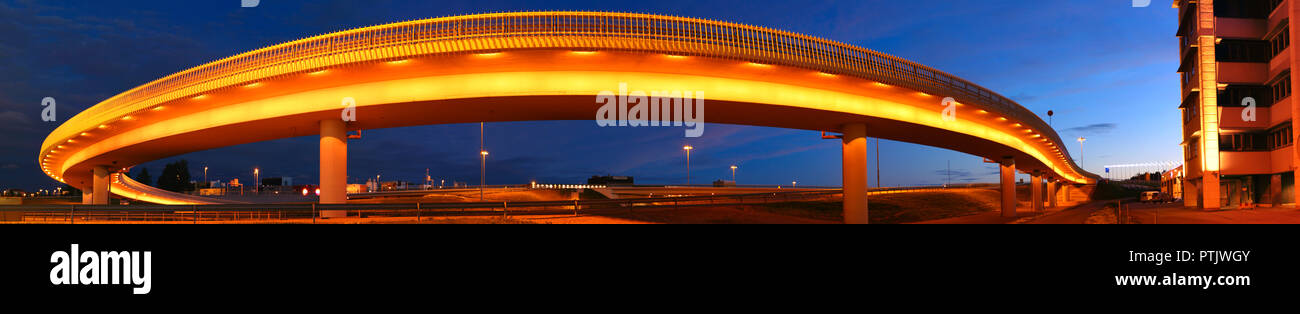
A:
[[0, 185, 996, 223]]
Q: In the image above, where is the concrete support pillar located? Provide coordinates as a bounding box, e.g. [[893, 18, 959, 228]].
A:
[[1270, 174, 1283, 206], [1064, 184, 1071, 201], [91, 166, 110, 205], [81, 191, 93, 205], [841, 123, 869, 224], [319, 119, 348, 218], [1047, 179, 1057, 208], [1031, 172, 1043, 213], [999, 157, 1016, 217], [1184, 180, 1199, 208], [1203, 175, 1220, 210]]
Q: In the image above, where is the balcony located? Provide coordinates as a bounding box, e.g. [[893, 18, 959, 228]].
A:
[[1219, 62, 1271, 84], [1217, 17, 1268, 39], [1220, 106, 1271, 129], [1221, 150, 1274, 175]]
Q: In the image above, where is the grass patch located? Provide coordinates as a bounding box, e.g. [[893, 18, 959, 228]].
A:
[[1084, 203, 1119, 224], [1091, 182, 1141, 200], [579, 189, 609, 200], [754, 189, 1001, 224]]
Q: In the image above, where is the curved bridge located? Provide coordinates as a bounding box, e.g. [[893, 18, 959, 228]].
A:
[[40, 12, 1095, 222]]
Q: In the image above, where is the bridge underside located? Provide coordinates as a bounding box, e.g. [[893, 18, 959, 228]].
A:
[[52, 50, 1082, 221]]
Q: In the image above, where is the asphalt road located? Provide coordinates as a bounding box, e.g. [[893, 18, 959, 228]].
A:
[[1026, 200, 1114, 224]]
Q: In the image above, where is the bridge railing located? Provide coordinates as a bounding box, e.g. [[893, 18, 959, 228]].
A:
[[0, 189, 845, 223], [0, 185, 1012, 223], [48, 12, 1087, 180]]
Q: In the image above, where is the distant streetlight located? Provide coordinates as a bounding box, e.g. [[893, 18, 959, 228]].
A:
[[683, 145, 694, 185], [792, 180, 797, 187], [203, 166, 208, 186], [253, 167, 259, 194], [1077, 137, 1086, 167], [730, 165, 738, 183], [480, 150, 489, 201]]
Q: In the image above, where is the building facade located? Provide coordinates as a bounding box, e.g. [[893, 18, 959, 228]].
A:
[[1176, 0, 1297, 209]]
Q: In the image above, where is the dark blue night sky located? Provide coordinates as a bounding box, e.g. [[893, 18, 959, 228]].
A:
[[0, 0, 1180, 191]]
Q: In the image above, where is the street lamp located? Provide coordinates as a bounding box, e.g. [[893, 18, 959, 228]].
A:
[[683, 145, 693, 186], [252, 167, 259, 194], [203, 166, 208, 188], [480, 150, 489, 201], [730, 165, 738, 183], [1076, 137, 1086, 168]]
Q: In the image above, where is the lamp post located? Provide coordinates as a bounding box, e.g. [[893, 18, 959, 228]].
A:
[[683, 145, 693, 186], [1077, 137, 1086, 168], [730, 165, 738, 183], [480, 150, 488, 201], [203, 166, 208, 188], [479, 122, 486, 201], [252, 167, 259, 194]]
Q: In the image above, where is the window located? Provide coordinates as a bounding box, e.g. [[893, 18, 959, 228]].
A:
[[1269, 26, 1290, 58], [1183, 100, 1198, 124], [1220, 85, 1273, 106], [1182, 66, 1198, 89], [1215, 0, 1270, 19], [1272, 72, 1292, 102], [1269, 124, 1293, 149], [1217, 39, 1271, 62], [1220, 133, 1268, 151]]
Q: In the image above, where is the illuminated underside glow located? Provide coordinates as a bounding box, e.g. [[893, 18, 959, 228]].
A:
[[62, 70, 1086, 195]]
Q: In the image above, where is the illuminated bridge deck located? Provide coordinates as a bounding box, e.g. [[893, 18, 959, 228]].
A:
[[40, 12, 1095, 206]]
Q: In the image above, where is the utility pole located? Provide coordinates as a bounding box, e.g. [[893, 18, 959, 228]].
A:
[[683, 145, 693, 185], [480, 122, 487, 201], [1077, 137, 1086, 168]]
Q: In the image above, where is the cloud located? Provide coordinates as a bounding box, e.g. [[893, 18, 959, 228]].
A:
[[933, 169, 973, 178], [1061, 123, 1117, 135], [0, 110, 30, 127]]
